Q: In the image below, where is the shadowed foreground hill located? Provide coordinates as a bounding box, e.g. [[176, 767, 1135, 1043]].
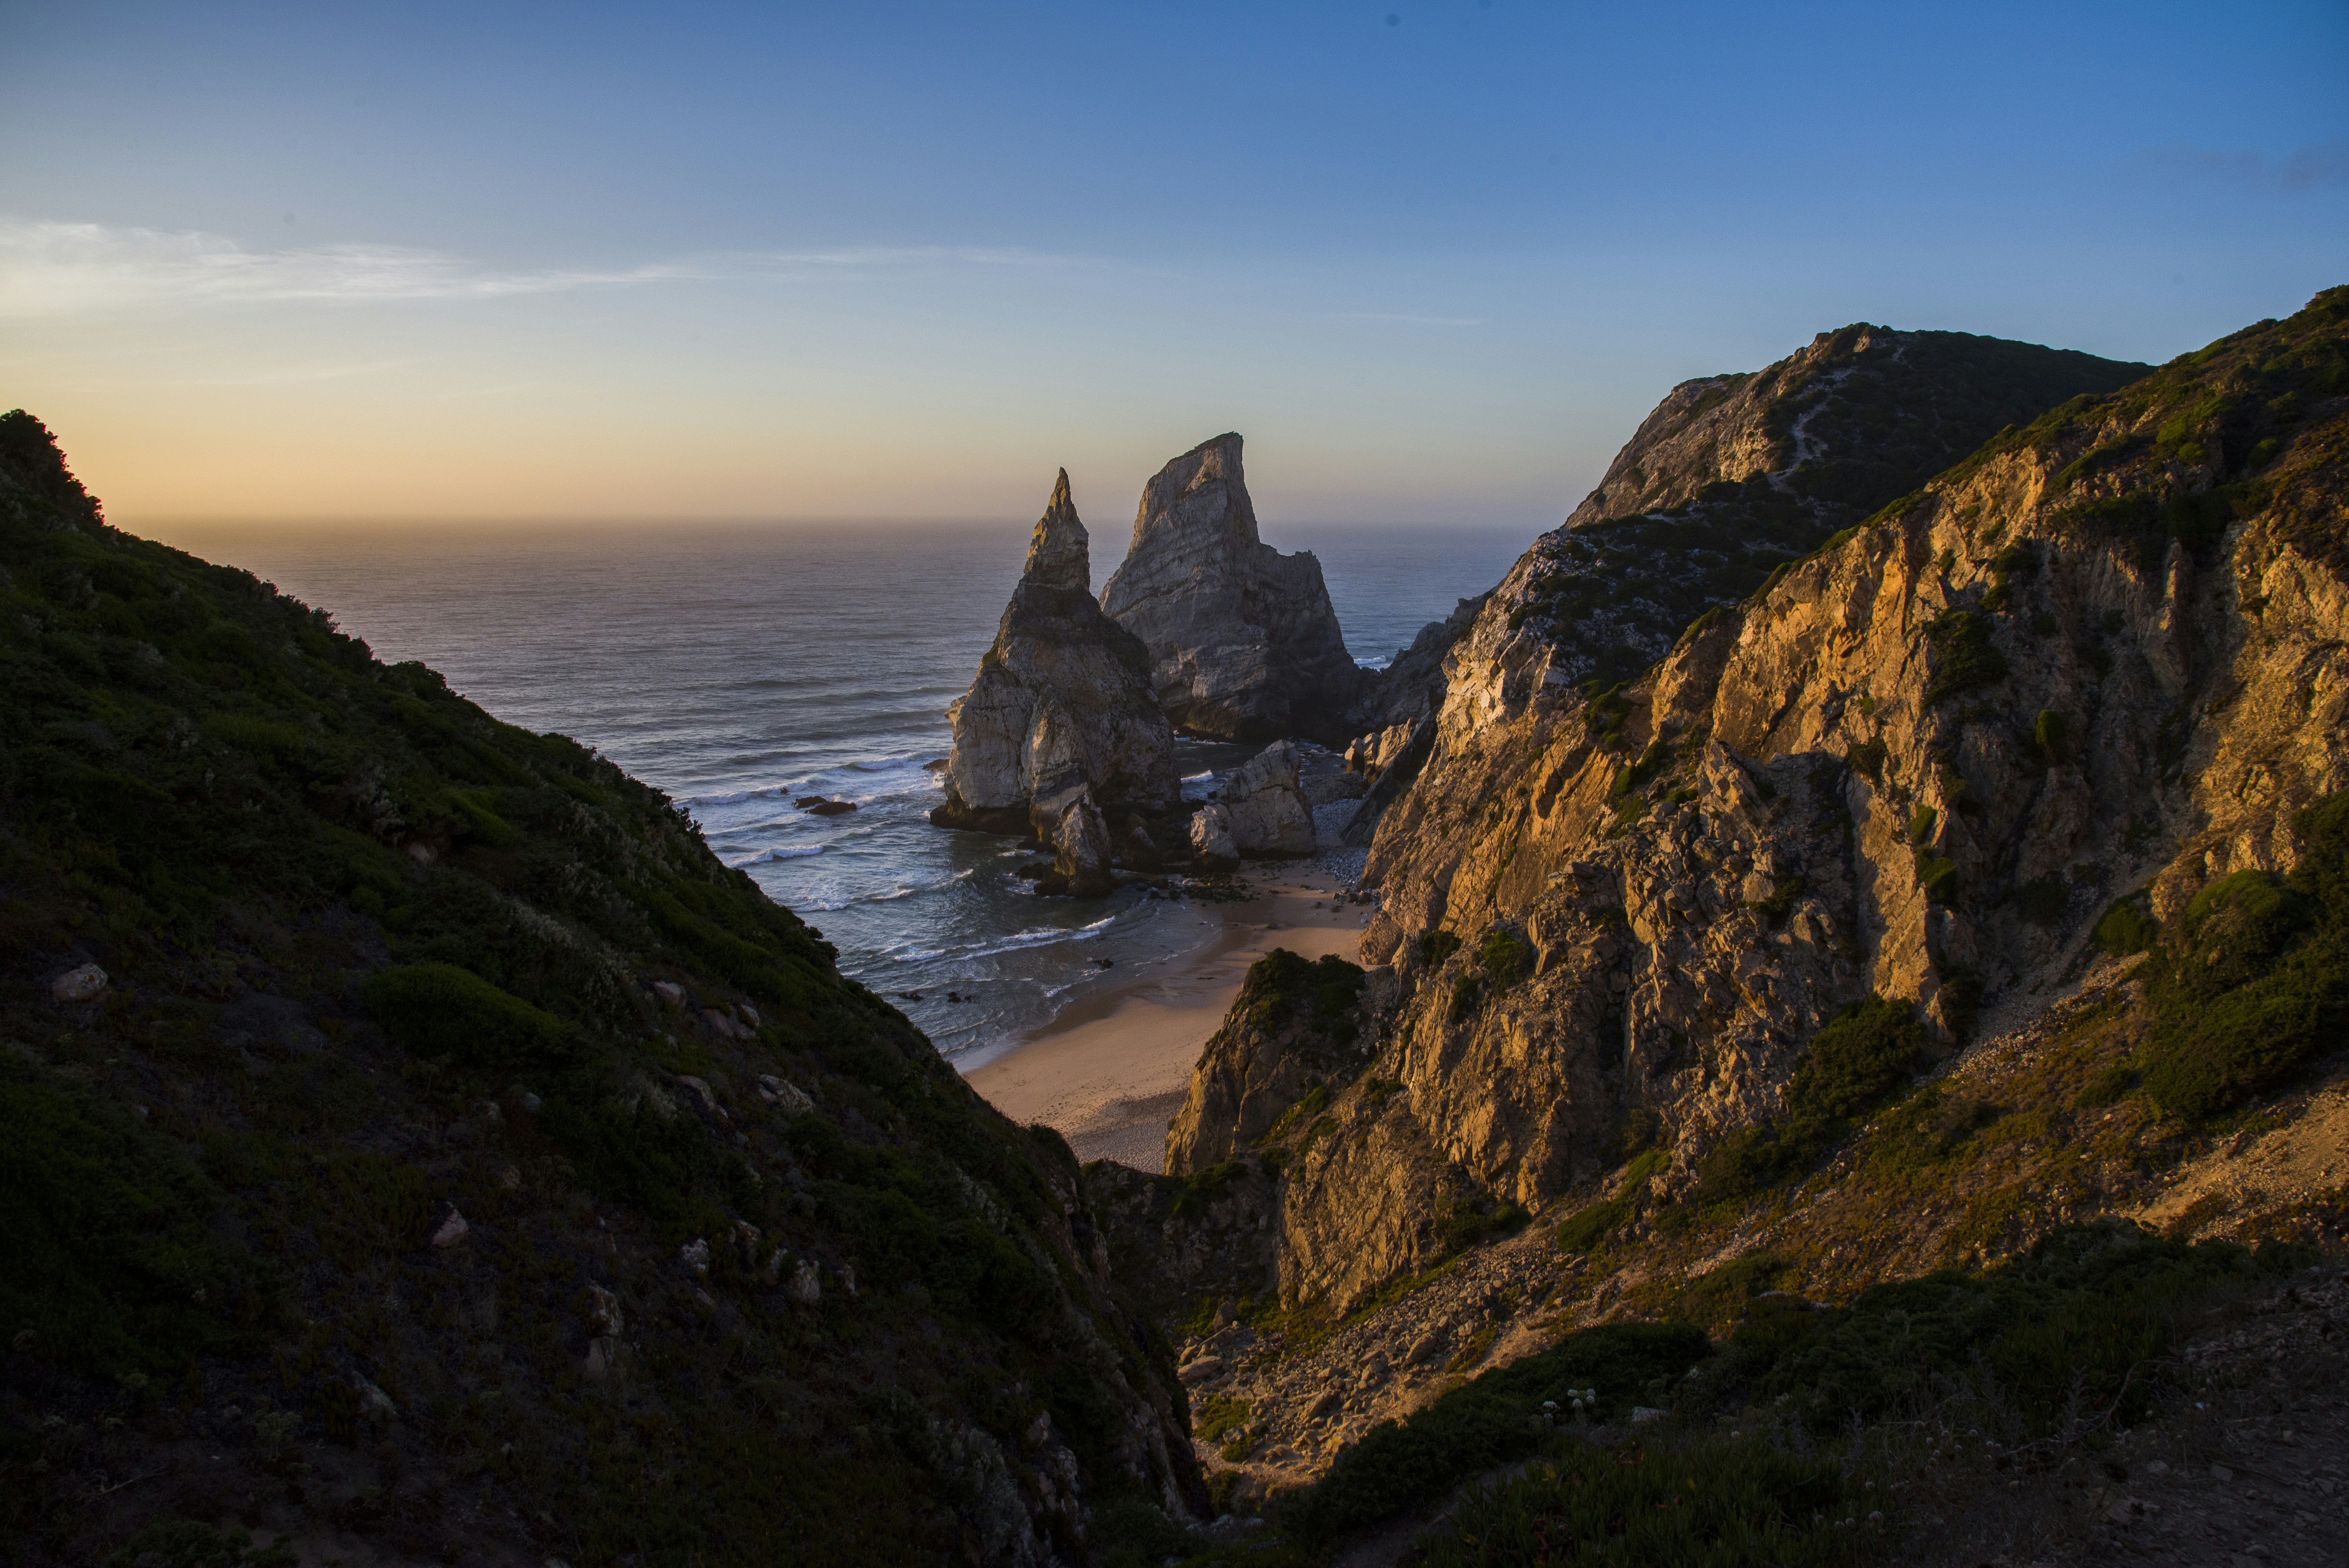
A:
[[0, 412, 1201, 1566]]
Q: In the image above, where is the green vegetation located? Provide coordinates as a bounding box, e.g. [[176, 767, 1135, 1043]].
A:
[[1708, 1222, 2302, 1434], [2095, 894, 2159, 955], [0, 411, 1193, 1562], [2138, 791, 2349, 1118], [0, 1057, 266, 1378], [1693, 1000, 1924, 1206], [2032, 707, 2067, 764], [1476, 926, 1536, 989], [1417, 1434, 1872, 1568], [360, 960, 574, 1066], [1284, 1322, 1711, 1539], [1236, 947, 1367, 1042], [1920, 609, 2009, 706]]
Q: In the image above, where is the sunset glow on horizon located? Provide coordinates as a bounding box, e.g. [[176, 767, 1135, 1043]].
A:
[[5, 1, 2344, 530]]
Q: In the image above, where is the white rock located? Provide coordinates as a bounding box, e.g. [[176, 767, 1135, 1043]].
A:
[[787, 1258, 822, 1305], [431, 1208, 470, 1248], [679, 1238, 711, 1275], [652, 980, 685, 1007], [1631, 1406, 1670, 1423], [356, 1378, 397, 1418], [49, 964, 107, 1003], [1189, 804, 1238, 866]]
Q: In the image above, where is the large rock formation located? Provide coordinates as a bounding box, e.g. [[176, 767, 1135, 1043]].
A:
[[935, 471, 1179, 846], [1100, 434, 1360, 743], [1332, 326, 2150, 845], [1167, 292, 2349, 1314]]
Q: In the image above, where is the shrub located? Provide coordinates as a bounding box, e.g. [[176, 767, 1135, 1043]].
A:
[[2033, 707, 2067, 764], [1286, 1321, 1711, 1540], [1552, 1197, 1631, 1255], [1477, 926, 1535, 988], [1714, 1222, 2303, 1434], [2169, 870, 2316, 1001], [1691, 1123, 1817, 1207], [1921, 610, 2009, 706], [2095, 896, 2159, 955], [361, 961, 573, 1067], [1417, 929, 1464, 969], [2142, 945, 2347, 1118], [1787, 999, 1923, 1123]]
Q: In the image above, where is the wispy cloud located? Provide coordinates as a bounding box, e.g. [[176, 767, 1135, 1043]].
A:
[[0, 221, 1084, 318], [1348, 311, 1484, 327], [176, 357, 426, 387], [2132, 141, 2349, 193]]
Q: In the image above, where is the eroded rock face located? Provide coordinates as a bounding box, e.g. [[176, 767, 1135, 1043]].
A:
[[1173, 294, 2349, 1314], [1100, 435, 1359, 742], [1333, 327, 2143, 846], [936, 471, 1179, 836]]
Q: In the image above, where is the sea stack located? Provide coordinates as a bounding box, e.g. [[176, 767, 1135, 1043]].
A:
[[932, 470, 1179, 865], [1099, 433, 1359, 743]]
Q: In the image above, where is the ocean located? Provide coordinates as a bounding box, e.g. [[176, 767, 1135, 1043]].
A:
[[159, 517, 1531, 1064]]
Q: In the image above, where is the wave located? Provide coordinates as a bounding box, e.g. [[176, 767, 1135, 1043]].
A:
[[731, 844, 825, 866], [795, 868, 974, 912], [885, 912, 1119, 965]]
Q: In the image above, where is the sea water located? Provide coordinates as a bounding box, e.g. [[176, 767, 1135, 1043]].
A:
[[165, 518, 1529, 1063]]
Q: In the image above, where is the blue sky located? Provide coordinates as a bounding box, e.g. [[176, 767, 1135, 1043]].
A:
[[3, 1, 2344, 526]]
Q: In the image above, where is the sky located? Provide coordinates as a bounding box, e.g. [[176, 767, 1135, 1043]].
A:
[[3, 0, 2345, 531]]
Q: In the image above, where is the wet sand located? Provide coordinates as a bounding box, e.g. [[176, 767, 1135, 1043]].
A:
[[964, 873, 1370, 1172]]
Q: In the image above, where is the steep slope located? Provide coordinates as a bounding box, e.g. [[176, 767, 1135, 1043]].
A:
[[1100, 434, 1360, 744], [1335, 326, 2148, 838], [0, 415, 1201, 1566], [1172, 289, 2349, 1320]]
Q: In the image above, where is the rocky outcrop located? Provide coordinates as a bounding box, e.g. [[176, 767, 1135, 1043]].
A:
[[935, 471, 1179, 843], [1170, 292, 2349, 1314], [1330, 328, 2145, 848], [1100, 435, 1360, 743], [1189, 740, 1315, 859], [1165, 950, 1376, 1174]]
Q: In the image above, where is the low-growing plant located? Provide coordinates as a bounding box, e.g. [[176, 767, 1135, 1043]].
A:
[[360, 961, 574, 1067], [1415, 1433, 1874, 1568]]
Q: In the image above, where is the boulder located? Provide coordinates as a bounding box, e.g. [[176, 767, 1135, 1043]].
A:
[[49, 963, 106, 1003], [430, 1206, 470, 1248], [1189, 804, 1238, 868], [1217, 741, 1315, 856], [934, 470, 1180, 835], [1037, 782, 1116, 898], [1099, 434, 1360, 743]]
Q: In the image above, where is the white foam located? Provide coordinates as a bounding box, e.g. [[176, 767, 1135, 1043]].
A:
[[732, 844, 824, 866]]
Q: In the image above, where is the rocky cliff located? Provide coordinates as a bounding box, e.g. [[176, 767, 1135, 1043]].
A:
[[1164, 290, 2349, 1320], [1100, 434, 1360, 743], [935, 469, 1179, 867], [1331, 326, 2147, 849], [0, 417, 1201, 1566]]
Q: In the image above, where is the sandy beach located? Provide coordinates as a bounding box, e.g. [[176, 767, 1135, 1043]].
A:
[[964, 871, 1371, 1172]]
